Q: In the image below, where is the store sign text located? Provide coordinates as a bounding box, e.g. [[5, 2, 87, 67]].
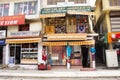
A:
[[47, 34, 87, 41], [0, 30, 6, 39], [9, 31, 40, 37], [0, 15, 25, 26], [41, 6, 91, 14]]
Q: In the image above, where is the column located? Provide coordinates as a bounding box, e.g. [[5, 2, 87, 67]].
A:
[[5, 44, 10, 65], [38, 42, 42, 64]]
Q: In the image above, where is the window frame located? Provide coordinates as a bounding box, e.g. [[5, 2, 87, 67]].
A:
[[0, 3, 9, 16], [14, 1, 37, 15]]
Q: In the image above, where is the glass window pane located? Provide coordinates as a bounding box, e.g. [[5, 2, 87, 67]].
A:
[[28, 1, 37, 15], [3, 4, 9, 16], [14, 3, 23, 15], [0, 4, 3, 16], [23, 2, 28, 15]]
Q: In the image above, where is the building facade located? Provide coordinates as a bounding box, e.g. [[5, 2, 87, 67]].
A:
[[95, 0, 120, 67], [0, 0, 42, 69], [0, 0, 97, 70], [40, 0, 97, 69]]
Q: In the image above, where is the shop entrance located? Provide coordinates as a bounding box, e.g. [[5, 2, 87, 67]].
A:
[[0, 46, 3, 64], [10, 45, 21, 64], [81, 45, 89, 68]]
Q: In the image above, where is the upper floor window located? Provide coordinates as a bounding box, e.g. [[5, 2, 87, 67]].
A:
[[19, 24, 29, 31], [0, 4, 9, 16], [47, 0, 65, 5], [68, 0, 86, 4], [14, 1, 37, 15], [109, 0, 120, 6]]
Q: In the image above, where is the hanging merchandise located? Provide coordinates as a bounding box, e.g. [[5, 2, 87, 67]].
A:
[[77, 23, 86, 33], [90, 47, 96, 54], [66, 45, 72, 58]]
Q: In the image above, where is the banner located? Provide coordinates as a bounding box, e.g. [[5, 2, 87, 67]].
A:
[[0, 15, 25, 26]]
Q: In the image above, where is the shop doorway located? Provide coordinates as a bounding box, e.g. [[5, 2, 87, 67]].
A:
[[0, 47, 3, 64], [10, 45, 21, 64], [81, 45, 89, 68]]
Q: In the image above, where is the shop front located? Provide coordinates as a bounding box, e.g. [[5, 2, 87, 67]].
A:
[[40, 6, 97, 69], [6, 38, 41, 65], [42, 34, 96, 69]]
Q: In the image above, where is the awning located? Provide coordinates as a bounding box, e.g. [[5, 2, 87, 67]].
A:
[[67, 11, 95, 15], [40, 13, 65, 18], [42, 40, 95, 46], [6, 38, 41, 44]]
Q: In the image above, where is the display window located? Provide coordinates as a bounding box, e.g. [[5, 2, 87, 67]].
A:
[[45, 17, 66, 34], [44, 15, 89, 34], [47, 46, 66, 65], [70, 46, 82, 66], [9, 43, 38, 64]]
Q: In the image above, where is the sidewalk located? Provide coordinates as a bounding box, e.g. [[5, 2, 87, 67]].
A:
[[0, 68, 120, 78]]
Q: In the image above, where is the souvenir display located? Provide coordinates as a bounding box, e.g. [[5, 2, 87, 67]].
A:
[[45, 26, 55, 34], [55, 25, 66, 33]]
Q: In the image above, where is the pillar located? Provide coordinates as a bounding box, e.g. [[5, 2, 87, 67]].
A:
[[38, 42, 42, 64], [5, 44, 9, 65]]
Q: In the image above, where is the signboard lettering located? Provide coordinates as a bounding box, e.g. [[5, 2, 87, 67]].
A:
[[0, 15, 25, 26]]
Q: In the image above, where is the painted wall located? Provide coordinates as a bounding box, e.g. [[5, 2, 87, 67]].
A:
[[30, 22, 42, 31]]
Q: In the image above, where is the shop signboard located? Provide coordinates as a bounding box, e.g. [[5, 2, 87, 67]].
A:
[[41, 7, 67, 14], [0, 15, 25, 26], [47, 34, 87, 41], [9, 31, 40, 37], [0, 40, 5, 45], [0, 30, 6, 39], [41, 6, 91, 14]]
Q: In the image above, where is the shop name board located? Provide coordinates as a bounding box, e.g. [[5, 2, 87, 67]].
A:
[[41, 6, 91, 14], [47, 34, 87, 41], [0, 30, 6, 39], [0, 40, 5, 45], [0, 15, 25, 26], [9, 31, 40, 37]]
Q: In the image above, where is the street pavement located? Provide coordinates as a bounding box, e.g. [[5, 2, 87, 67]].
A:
[[0, 68, 120, 80]]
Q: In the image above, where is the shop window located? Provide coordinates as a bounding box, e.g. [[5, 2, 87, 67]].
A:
[[19, 24, 29, 31], [68, 0, 86, 4], [109, 0, 120, 6], [67, 15, 89, 33], [45, 17, 66, 34], [21, 43, 38, 64], [47, 0, 65, 5], [76, 15, 89, 33], [14, 1, 37, 15], [0, 3, 9, 16]]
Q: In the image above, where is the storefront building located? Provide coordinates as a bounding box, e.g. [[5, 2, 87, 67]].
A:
[[95, 0, 120, 67], [40, 0, 98, 69], [0, 0, 42, 69]]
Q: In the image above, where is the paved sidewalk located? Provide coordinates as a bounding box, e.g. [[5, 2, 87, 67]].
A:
[[0, 68, 120, 78]]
